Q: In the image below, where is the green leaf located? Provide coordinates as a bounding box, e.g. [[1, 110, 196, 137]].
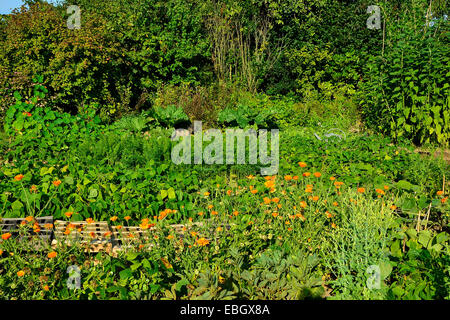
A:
[[12, 119, 24, 131], [168, 187, 176, 200], [11, 200, 23, 211], [119, 268, 133, 280], [418, 230, 432, 248], [392, 286, 405, 297], [88, 188, 98, 199], [175, 279, 189, 291], [126, 252, 139, 261], [64, 175, 74, 185], [131, 262, 142, 271]]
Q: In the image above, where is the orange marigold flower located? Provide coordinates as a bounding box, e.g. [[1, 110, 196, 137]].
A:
[[303, 172, 311, 177], [233, 211, 239, 216], [326, 211, 332, 218], [331, 223, 337, 229], [140, 222, 150, 229], [30, 185, 38, 192], [263, 197, 271, 204], [86, 218, 94, 224], [250, 189, 258, 194], [272, 212, 279, 218], [246, 175, 254, 179], [43, 285, 49, 291], [298, 162, 307, 168], [166, 235, 174, 240], [329, 176, 336, 181], [44, 223, 53, 230], [216, 227, 223, 232], [299, 201, 307, 208], [211, 211, 218, 216], [14, 174, 24, 181], [226, 189, 232, 196], [284, 175, 292, 181], [313, 172, 321, 178], [110, 216, 118, 222], [17, 270, 25, 277], [89, 232, 96, 238], [357, 187, 365, 193], [442, 197, 448, 204], [52, 180, 62, 187], [207, 204, 214, 209], [384, 185, 389, 190], [198, 211, 204, 216], [272, 197, 280, 203], [293, 175, 298, 180], [124, 216, 131, 221], [203, 191, 210, 196], [1, 233, 12, 240], [190, 231, 197, 237], [264, 180, 275, 189], [25, 216, 34, 222], [103, 232, 112, 237], [305, 187, 313, 193], [390, 205, 397, 210], [333, 201, 338, 206], [436, 190, 444, 196], [197, 238, 210, 246], [47, 251, 57, 259], [312, 196, 319, 201], [65, 212, 73, 218]]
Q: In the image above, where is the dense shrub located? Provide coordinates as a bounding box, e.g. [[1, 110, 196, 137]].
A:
[[359, 0, 450, 146]]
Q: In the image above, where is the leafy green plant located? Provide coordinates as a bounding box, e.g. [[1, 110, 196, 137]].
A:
[[154, 105, 190, 128]]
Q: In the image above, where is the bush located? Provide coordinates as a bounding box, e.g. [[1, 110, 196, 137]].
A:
[[359, 0, 450, 146]]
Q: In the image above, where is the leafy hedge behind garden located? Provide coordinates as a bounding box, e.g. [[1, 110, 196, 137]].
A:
[[0, 0, 448, 146]]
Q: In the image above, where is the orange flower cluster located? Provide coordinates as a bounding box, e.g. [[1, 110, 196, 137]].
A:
[[140, 218, 155, 230], [196, 238, 210, 246], [14, 174, 24, 181], [1, 233, 12, 240], [159, 208, 176, 220]]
